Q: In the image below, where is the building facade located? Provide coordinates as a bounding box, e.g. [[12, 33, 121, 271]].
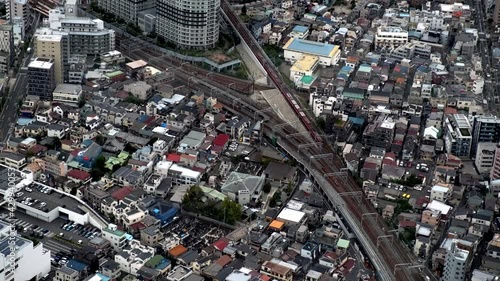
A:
[[441, 240, 469, 281], [490, 146, 500, 181], [98, 0, 155, 25], [443, 114, 472, 157], [475, 142, 497, 175], [471, 116, 500, 157], [0, 23, 14, 76], [34, 33, 64, 84], [27, 57, 56, 100], [156, 0, 220, 49]]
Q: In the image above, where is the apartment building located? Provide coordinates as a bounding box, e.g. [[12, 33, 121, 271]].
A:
[[156, 0, 220, 49], [471, 116, 500, 157], [46, 9, 116, 55], [441, 240, 470, 281], [0, 23, 14, 75], [98, 0, 155, 25], [475, 143, 497, 175], [375, 26, 408, 50], [6, 0, 29, 24], [102, 224, 131, 250], [27, 57, 56, 100], [34, 32, 64, 84], [490, 146, 500, 181], [443, 114, 472, 157], [0, 221, 51, 281]]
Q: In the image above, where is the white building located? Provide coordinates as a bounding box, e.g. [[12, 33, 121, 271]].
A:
[[52, 83, 82, 106], [97, 0, 155, 25], [475, 142, 497, 174], [430, 185, 450, 202], [0, 221, 51, 281], [441, 240, 469, 281], [283, 38, 341, 66], [375, 26, 408, 50], [289, 54, 319, 90], [101, 224, 131, 250], [277, 208, 307, 225], [156, 0, 220, 49], [115, 239, 154, 275], [154, 161, 201, 186], [0, 23, 14, 75]]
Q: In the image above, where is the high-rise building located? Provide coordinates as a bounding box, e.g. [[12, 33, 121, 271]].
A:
[[471, 116, 500, 156], [98, 0, 155, 25], [490, 145, 500, 180], [443, 114, 472, 157], [0, 220, 51, 281], [33, 6, 115, 83], [156, 0, 220, 49], [28, 57, 56, 100], [6, 0, 29, 24], [475, 142, 498, 175], [494, 0, 500, 25], [441, 240, 469, 281], [34, 33, 64, 84], [0, 22, 14, 76]]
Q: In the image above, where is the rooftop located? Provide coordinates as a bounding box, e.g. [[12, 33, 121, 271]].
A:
[[290, 55, 319, 72], [283, 38, 339, 57]]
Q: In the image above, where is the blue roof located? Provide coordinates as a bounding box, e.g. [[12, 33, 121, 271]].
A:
[[292, 25, 308, 33], [138, 114, 150, 123], [17, 118, 34, 126], [67, 260, 88, 272], [349, 117, 365, 125], [97, 273, 111, 281], [340, 66, 352, 73], [286, 39, 337, 57]]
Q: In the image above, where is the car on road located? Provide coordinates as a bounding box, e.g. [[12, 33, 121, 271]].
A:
[[15, 192, 23, 198], [24, 187, 32, 192]]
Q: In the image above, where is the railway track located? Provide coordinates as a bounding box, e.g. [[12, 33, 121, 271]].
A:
[[116, 20, 427, 280]]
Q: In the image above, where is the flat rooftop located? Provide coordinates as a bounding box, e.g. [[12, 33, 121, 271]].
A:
[[284, 38, 339, 58], [290, 55, 318, 72], [28, 58, 54, 70]]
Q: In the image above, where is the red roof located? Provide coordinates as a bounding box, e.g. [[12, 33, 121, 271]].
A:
[[215, 255, 232, 266], [111, 186, 134, 201], [399, 221, 417, 228], [212, 237, 230, 251], [67, 169, 91, 180], [363, 162, 377, 170], [213, 134, 230, 147], [167, 154, 181, 162]]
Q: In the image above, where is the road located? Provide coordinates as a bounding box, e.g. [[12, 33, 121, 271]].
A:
[[474, 0, 498, 113], [0, 52, 31, 143]]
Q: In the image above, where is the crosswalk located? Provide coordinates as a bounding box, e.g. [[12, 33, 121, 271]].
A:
[[11, 218, 55, 238]]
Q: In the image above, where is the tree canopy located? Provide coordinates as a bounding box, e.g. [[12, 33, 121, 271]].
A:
[[182, 185, 242, 225]]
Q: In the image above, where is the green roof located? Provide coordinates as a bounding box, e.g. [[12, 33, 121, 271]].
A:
[[105, 70, 124, 78], [104, 227, 126, 237], [145, 255, 164, 268], [199, 186, 227, 201], [300, 75, 315, 84], [337, 239, 350, 249]]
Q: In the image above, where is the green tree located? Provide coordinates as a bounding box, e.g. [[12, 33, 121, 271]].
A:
[[90, 155, 107, 180], [263, 182, 272, 193], [241, 4, 247, 16], [95, 135, 107, 146], [316, 117, 326, 130]]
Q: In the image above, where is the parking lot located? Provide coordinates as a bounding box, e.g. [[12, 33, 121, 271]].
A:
[[164, 216, 231, 252], [0, 209, 99, 268], [13, 181, 84, 215]]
